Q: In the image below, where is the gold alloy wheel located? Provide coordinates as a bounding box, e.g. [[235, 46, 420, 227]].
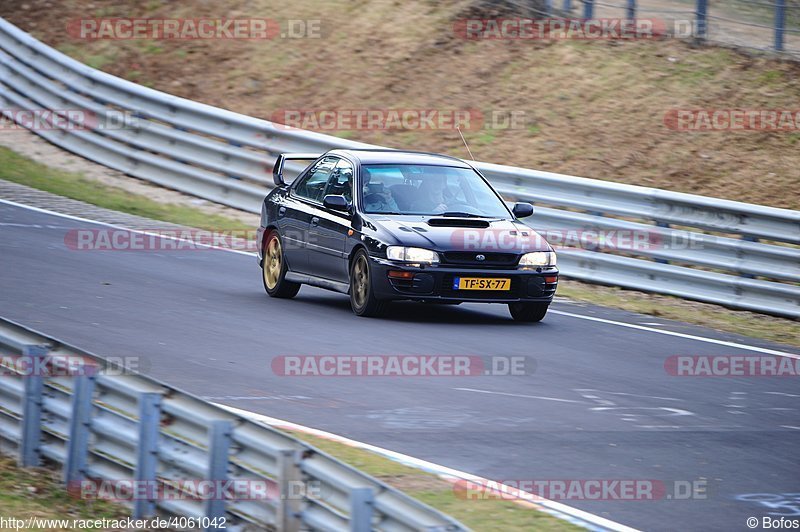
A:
[[352, 254, 369, 308], [263, 235, 282, 290]]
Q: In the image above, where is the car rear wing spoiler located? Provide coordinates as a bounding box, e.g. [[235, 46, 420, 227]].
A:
[[273, 153, 321, 186]]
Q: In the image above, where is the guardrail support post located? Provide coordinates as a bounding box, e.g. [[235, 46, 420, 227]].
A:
[[227, 140, 243, 180], [740, 235, 759, 279], [277, 449, 302, 532], [20, 345, 46, 467], [627, 0, 636, 20], [350, 487, 374, 532], [655, 222, 671, 264], [133, 393, 162, 519], [583, 0, 594, 19], [204, 420, 232, 528], [775, 0, 786, 51], [695, 0, 707, 41], [64, 374, 95, 484]]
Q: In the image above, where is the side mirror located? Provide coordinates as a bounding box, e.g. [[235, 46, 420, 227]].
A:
[[512, 202, 535, 218], [323, 194, 350, 212]]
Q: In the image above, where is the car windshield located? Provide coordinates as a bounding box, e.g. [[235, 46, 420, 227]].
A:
[[359, 164, 510, 217]]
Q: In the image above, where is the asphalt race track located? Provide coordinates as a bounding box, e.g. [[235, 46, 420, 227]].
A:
[[1, 201, 798, 531]]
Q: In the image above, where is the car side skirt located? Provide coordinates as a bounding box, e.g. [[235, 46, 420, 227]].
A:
[[285, 272, 350, 294]]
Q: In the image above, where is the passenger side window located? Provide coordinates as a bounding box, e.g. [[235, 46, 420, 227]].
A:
[[294, 157, 337, 202], [324, 159, 354, 203]]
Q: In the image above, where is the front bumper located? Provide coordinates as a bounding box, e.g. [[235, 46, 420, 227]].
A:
[[369, 256, 558, 303]]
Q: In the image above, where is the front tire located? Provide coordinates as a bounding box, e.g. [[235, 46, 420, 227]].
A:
[[262, 230, 300, 299], [349, 250, 386, 317], [508, 302, 549, 322]]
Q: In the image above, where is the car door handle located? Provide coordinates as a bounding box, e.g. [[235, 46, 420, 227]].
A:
[[278, 207, 286, 217], [311, 217, 319, 227]]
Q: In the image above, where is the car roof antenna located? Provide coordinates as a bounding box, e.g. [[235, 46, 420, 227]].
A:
[[456, 126, 475, 161]]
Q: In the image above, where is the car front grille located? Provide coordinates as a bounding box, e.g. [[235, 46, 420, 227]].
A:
[[441, 251, 519, 269]]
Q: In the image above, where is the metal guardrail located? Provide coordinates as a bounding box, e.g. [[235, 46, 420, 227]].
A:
[[0, 318, 469, 531], [0, 18, 798, 318]]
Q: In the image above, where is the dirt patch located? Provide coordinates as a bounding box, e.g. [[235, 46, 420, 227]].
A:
[[378, 473, 453, 493]]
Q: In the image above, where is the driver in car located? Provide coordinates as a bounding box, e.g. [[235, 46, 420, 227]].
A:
[[410, 173, 451, 213], [362, 168, 399, 213]]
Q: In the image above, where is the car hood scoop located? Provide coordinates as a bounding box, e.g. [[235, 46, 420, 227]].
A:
[[374, 217, 551, 252], [426, 218, 490, 228]]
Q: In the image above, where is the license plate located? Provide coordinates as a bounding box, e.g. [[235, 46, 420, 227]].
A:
[[453, 277, 511, 291]]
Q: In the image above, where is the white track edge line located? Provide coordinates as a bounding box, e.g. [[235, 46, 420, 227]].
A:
[[0, 197, 257, 257], [549, 310, 799, 358]]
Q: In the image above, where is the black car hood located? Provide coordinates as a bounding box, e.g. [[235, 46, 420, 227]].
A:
[[370, 216, 551, 253]]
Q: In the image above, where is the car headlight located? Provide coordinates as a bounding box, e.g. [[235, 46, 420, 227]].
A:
[[518, 251, 557, 268], [386, 246, 439, 264]]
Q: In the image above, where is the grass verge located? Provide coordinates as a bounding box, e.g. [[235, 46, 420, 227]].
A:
[[1, 146, 796, 348], [0, 455, 127, 530], [283, 429, 580, 531], [0, 147, 250, 231]]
